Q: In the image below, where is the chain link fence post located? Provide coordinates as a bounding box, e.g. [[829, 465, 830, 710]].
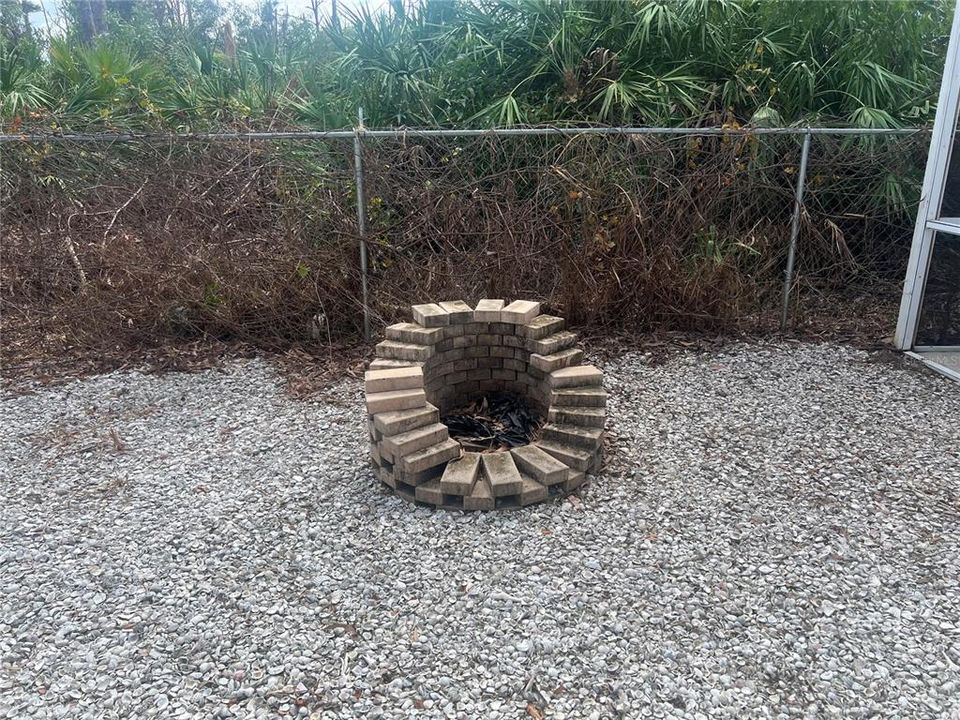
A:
[[353, 106, 372, 341], [780, 130, 812, 331]]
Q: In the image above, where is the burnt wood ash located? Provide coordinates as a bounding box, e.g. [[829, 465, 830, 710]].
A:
[[441, 392, 542, 452]]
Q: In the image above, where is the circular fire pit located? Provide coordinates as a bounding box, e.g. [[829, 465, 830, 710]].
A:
[[365, 300, 605, 510]]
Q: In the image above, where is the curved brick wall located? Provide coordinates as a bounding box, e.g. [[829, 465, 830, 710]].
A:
[[364, 300, 605, 510]]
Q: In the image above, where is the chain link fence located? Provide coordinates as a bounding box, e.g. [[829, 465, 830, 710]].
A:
[[0, 127, 928, 367]]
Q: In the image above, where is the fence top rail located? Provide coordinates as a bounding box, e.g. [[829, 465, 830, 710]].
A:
[[0, 125, 928, 144]]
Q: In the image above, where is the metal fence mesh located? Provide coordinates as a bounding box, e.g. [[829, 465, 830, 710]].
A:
[[799, 133, 926, 281], [360, 132, 799, 327], [0, 128, 927, 367]]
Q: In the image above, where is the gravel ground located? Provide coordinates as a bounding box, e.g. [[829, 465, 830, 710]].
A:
[[1, 342, 959, 720]]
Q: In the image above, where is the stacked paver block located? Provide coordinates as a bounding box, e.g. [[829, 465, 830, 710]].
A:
[[365, 299, 605, 510]]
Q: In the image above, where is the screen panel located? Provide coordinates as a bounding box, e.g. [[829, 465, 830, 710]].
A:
[[915, 231, 960, 345], [937, 95, 960, 219]]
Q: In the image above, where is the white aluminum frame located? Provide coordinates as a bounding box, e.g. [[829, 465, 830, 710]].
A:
[[895, 1, 960, 350], [905, 351, 960, 383]]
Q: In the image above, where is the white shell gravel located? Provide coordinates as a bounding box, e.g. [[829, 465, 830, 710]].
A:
[[1, 343, 958, 719]]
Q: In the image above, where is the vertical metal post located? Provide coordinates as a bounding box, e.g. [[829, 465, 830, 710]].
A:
[[780, 130, 812, 331], [353, 107, 371, 341]]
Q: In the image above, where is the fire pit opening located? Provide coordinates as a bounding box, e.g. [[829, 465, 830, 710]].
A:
[[441, 391, 543, 452], [364, 299, 605, 510]]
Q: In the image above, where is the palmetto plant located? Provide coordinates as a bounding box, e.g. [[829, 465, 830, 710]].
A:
[[0, 0, 950, 130], [327, 1, 447, 125], [0, 43, 48, 121], [333, 0, 950, 128], [45, 38, 172, 126]]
